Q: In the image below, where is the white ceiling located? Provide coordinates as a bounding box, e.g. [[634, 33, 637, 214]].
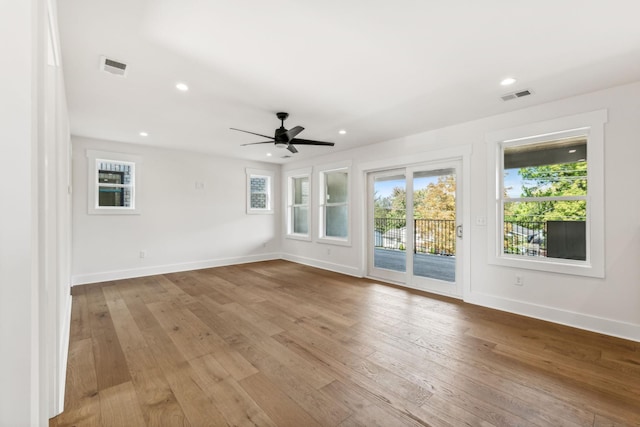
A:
[[57, 0, 640, 163]]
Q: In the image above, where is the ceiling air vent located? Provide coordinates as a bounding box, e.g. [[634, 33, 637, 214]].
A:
[[281, 155, 292, 159], [501, 89, 532, 101], [100, 56, 128, 77]]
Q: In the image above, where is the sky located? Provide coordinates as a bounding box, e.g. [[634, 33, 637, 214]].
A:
[[504, 169, 524, 198], [376, 171, 525, 199], [374, 176, 438, 198]]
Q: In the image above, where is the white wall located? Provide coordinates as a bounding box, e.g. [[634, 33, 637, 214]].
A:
[[71, 137, 281, 284], [1, 0, 72, 425], [281, 81, 640, 342], [0, 1, 40, 424]]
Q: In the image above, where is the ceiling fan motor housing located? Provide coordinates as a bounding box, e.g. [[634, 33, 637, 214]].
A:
[[276, 112, 289, 121]]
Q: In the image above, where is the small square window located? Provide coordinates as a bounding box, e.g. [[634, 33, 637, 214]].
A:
[[87, 150, 140, 215], [246, 169, 274, 214]]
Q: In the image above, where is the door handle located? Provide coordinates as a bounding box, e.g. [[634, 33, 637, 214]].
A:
[[456, 225, 463, 238]]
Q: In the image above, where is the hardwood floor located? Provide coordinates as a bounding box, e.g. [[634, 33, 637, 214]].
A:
[[51, 260, 640, 426]]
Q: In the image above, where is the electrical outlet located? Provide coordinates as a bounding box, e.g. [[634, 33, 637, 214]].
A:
[[139, 250, 146, 259], [327, 248, 331, 255], [515, 275, 523, 286]]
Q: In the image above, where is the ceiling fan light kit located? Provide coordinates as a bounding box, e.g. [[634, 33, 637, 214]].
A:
[[232, 112, 335, 154]]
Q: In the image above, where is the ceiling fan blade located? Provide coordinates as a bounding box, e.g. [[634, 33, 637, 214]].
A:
[[283, 125, 304, 142], [287, 144, 298, 154], [240, 141, 274, 146], [290, 138, 335, 146], [230, 128, 274, 140]]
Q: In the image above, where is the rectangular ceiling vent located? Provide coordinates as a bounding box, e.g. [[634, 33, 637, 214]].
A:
[[501, 89, 532, 101], [281, 155, 292, 159], [100, 55, 128, 77]]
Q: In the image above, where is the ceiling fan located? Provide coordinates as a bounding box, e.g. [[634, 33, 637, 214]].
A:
[[231, 112, 335, 154]]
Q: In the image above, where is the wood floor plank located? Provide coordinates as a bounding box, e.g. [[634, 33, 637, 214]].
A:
[[69, 287, 91, 341], [188, 353, 277, 427], [164, 362, 228, 426], [99, 381, 146, 426], [91, 328, 131, 391], [52, 338, 100, 427], [230, 333, 352, 426], [84, 282, 114, 337], [218, 308, 335, 390], [272, 331, 438, 427], [130, 365, 189, 426], [147, 301, 220, 361], [55, 260, 640, 427], [103, 286, 147, 353], [239, 372, 322, 427], [220, 301, 285, 336], [322, 380, 436, 427]]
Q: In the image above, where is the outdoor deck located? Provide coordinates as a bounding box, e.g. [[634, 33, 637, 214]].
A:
[[374, 248, 455, 282]]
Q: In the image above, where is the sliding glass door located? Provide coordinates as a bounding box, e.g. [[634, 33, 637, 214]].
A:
[[368, 161, 462, 297]]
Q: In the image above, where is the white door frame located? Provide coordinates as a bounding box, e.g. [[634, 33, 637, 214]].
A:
[[358, 145, 472, 300]]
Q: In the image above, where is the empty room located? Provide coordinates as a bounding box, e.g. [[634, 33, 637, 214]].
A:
[[2, 1, 640, 426]]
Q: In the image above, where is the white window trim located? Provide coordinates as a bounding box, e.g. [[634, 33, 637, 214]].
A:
[[86, 150, 141, 215], [317, 161, 352, 246], [486, 110, 607, 278], [286, 167, 312, 241], [246, 168, 274, 214]]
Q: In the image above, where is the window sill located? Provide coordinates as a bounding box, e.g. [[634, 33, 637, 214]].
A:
[[317, 237, 351, 247], [88, 207, 140, 215], [286, 234, 311, 242], [246, 209, 274, 215], [489, 254, 604, 278]]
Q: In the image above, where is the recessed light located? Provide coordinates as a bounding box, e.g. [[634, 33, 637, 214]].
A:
[[139, 131, 148, 137], [266, 153, 272, 157], [500, 77, 517, 86], [568, 149, 577, 153], [339, 130, 347, 135], [175, 82, 189, 92]]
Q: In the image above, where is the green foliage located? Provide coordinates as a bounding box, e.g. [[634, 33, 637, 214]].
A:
[[374, 175, 456, 222], [414, 175, 456, 220], [374, 175, 457, 254], [506, 161, 587, 223]]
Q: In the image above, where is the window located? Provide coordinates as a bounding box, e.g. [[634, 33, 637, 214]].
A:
[[502, 135, 587, 260], [246, 169, 274, 214], [87, 150, 140, 214], [286, 169, 311, 239], [319, 164, 351, 243], [487, 110, 606, 277]]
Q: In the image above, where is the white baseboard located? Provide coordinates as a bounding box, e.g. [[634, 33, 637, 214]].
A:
[[281, 253, 363, 277], [71, 253, 281, 285], [465, 291, 640, 343]]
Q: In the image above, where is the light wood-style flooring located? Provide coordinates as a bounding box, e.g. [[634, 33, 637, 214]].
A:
[[51, 260, 640, 426]]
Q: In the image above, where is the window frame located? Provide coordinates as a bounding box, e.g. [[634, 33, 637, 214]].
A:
[[246, 168, 274, 214], [87, 150, 141, 215], [286, 168, 312, 240], [486, 110, 606, 278], [318, 162, 352, 246]]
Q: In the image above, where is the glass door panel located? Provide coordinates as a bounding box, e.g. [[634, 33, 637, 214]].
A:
[[412, 168, 456, 282], [371, 172, 407, 278]]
